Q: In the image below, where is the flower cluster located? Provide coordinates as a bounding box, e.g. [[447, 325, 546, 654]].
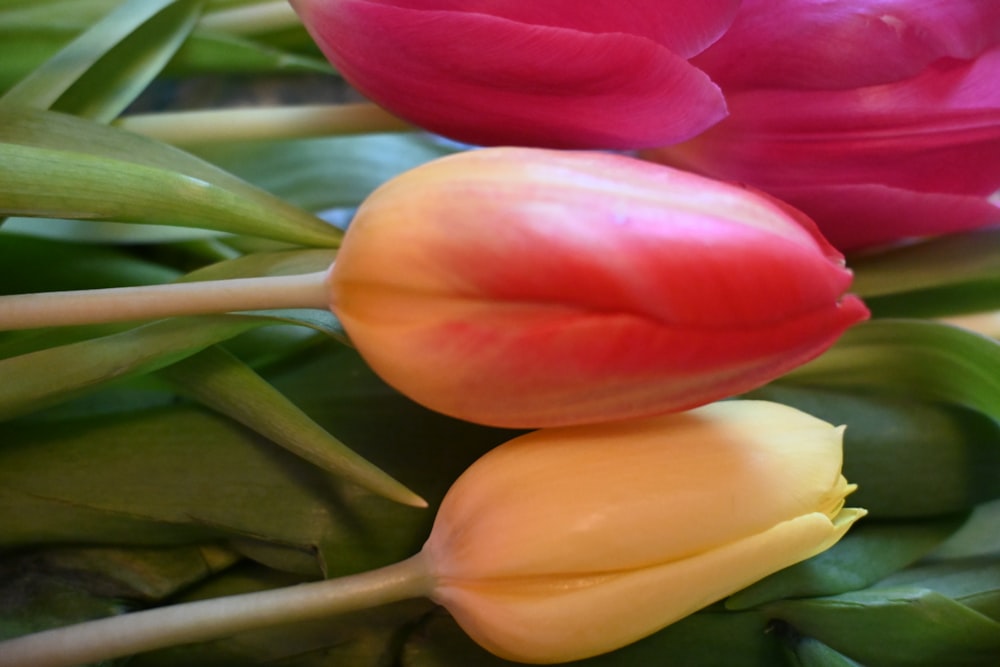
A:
[[1, 1, 997, 665]]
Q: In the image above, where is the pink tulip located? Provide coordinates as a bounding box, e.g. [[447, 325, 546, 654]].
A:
[[644, 4, 1000, 251], [288, 0, 737, 149], [328, 148, 868, 428]]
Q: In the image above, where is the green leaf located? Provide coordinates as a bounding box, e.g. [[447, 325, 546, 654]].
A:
[[0, 0, 194, 113], [0, 232, 180, 292], [157, 346, 426, 507], [878, 557, 1000, 622], [0, 25, 329, 93], [850, 228, 1000, 318], [0, 345, 505, 569], [168, 28, 331, 75], [748, 385, 1000, 518], [781, 320, 1000, 425], [0, 315, 271, 421], [193, 134, 454, 212], [726, 517, 968, 610], [0, 108, 342, 247], [767, 588, 1000, 667], [3, 544, 239, 603], [50, 0, 205, 122], [0, 397, 439, 576], [0, 561, 131, 640], [933, 501, 1000, 560], [781, 635, 864, 667]]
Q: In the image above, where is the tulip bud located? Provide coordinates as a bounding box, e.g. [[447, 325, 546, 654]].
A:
[[288, 0, 736, 149], [329, 147, 868, 428], [422, 400, 866, 664], [644, 3, 1000, 250]]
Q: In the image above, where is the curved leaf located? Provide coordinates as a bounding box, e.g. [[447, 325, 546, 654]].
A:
[[0, 309, 341, 422], [850, 229, 1000, 318], [0, 140, 341, 246], [0, 0, 193, 112], [768, 588, 1000, 667], [726, 517, 968, 610], [781, 320, 1000, 425], [158, 346, 425, 507]]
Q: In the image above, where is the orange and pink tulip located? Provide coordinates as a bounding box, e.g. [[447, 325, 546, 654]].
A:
[[329, 147, 868, 427]]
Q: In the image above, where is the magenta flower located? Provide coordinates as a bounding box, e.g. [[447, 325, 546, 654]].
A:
[[328, 148, 868, 428], [644, 2, 1000, 251], [289, 0, 738, 149]]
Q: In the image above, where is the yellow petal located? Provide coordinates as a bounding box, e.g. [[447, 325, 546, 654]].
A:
[[433, 507, 866, 664], [426, 401, 847, 579]]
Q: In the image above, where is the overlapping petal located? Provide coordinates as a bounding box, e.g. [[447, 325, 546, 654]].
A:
[[291, 0, 733, 148], [647, 45, 1000, 250], [693, 0, 1000, 90]]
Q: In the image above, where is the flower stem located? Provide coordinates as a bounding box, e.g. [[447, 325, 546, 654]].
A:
[[199, 1, 302, 35], [0, 554, 434, 667], [116, 103, 413, 146], [0, 271, 331, 331]]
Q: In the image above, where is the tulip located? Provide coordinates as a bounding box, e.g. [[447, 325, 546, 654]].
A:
[[288, 0, 737, 149], [0, 400, 866, 667], [644, 3, 1000, 251], [424, 400, 866, 662], [0, 148, 866, 429], [330, 147, 868, 427]]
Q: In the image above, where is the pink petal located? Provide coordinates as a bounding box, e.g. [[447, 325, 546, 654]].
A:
[[694, 0, 1000, 89], [648, 48, 1000, 196], [770, 184, 1000, 251], [294, 0, 728, 148], [365, 0, 741, 58]]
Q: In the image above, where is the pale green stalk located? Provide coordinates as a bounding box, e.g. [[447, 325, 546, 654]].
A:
[[0, 554, 433, 667], [199, 1, 302, 34], [117, 103, 414, 146], [0, 271, 331, 331]]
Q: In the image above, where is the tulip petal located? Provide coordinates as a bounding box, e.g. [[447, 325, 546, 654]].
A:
[[694, 0, 1000, 89], [654, 48, 1000, 196], [364, 0, 741, 58], [424, 401, 849, 580], [331, 149, 867, 426], [772, 185, 1000, 251], [294, 1, 728, 148], [433, 509, 865, 664]]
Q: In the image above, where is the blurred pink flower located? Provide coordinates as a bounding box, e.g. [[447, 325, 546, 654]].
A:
[[644, 2, 1000, 251], [328, 148, 868, 428], [290, 0, 738, 149]]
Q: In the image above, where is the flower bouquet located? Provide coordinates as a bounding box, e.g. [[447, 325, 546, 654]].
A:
[[0, 1, 998, 666]]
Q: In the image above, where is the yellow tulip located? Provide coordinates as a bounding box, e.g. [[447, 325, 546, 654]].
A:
[[0, 401, 863, 667], [422, 400, 865, 663]]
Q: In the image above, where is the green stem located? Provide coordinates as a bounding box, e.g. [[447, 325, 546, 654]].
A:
[[0, 270, 331, 331], [116, 103, 414, 146], [198, 1, 302, 35], [0, 554, 434, 667]]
